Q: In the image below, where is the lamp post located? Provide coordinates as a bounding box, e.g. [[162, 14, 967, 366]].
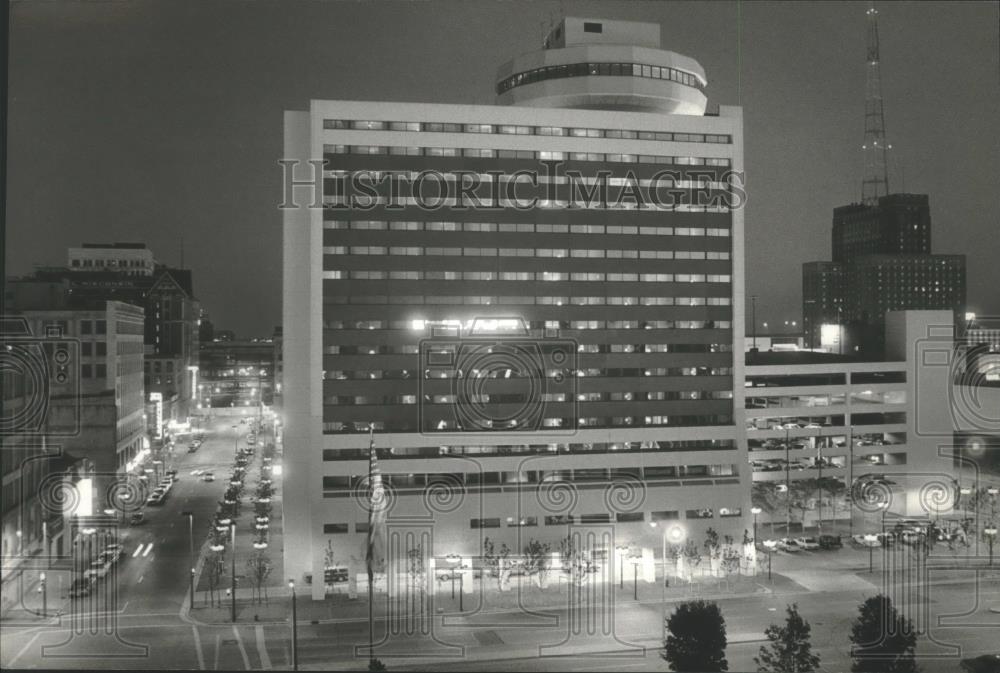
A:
[[181, 511, 195, 607], [848, 425, 855, 538], [289, 579, 298, 671], [629, 552, 640, 601], [232, 424, 238, 458], [39, 572, 47, 617], [763, 540, 777, 580], [445, 554, 464, 611], [751, 507, 762, 547], [751, 294, 758, 350], [985, 527, 997, 567], [864, 535, 878, 573], [615, 544, 628, 590], [230, 523, 237, 623], [652, 523, 686, 643], [960, 487, 972, 540], [784, 427, 791, 534]]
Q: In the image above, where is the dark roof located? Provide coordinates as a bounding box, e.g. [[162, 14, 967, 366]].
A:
[[746, 350, 878, 366], [80, 242, 147, 249]]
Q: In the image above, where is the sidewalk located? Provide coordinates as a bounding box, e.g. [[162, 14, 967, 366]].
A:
[[185, 568, 807, 626]]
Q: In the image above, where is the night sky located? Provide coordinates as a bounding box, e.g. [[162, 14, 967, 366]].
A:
[[7, 1, 999, 337]]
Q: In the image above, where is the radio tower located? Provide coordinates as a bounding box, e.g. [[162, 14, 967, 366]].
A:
[[861, 2, 890, 205]]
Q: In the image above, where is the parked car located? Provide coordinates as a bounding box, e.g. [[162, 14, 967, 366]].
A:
[[324, 568, 349, 583], [818, 534, 843, 549], [201, 472, 215, 482], [146, 492, 165, 506], [777, 538, 802, 552], [166, 469, 178, 481], [187, 444, 199, 453], [70, 577, 95, 597], [795, 537, 820, 550], [85, 560, 111, 580], [104, 542, 124, 556], [852, 534, 881, 548], [98, 548, 121, 565], [804, 423, 823, 429], [130, 512, 145, 526]]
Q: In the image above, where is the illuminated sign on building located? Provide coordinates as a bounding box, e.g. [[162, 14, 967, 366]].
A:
[[820, 324, 842, 352], [150, 392, 163, 439]]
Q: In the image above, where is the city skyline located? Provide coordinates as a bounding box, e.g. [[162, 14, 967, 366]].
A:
[[6, 1, 999, 335]]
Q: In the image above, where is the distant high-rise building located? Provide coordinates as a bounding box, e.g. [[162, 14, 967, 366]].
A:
[[802, 194, 966, 354], [283, 16, 747, 599]]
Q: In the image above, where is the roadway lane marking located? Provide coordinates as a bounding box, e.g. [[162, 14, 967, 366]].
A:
[[233, 625, 251, 670], [214, 633, 221, 670], [138, 575, 144, 584], [192, 625, 206, 670], [132, 545, 143, 558], [142, 542, 154, 557], [255, 625, 272, 670], [7, 632, 41, 668]]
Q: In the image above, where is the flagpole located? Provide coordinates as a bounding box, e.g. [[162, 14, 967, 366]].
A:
[[366, 426, 376, 665]]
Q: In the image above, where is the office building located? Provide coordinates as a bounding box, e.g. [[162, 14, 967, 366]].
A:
[[802, 195, 966, 354], [283, 17, 747, 598], [68, 242, 155, 276]]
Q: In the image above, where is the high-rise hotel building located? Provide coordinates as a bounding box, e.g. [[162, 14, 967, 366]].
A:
[[283, 17, 747, 597]]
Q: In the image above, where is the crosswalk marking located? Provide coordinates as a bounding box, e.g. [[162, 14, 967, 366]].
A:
[[255, 625, 272, 670]]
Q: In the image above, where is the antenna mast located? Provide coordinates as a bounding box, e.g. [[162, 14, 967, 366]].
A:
[[861, 2, 890, 205]]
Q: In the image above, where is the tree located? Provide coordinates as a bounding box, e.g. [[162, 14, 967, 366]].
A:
[[753, 482, 782, 535], [246, 552, 272, 604], [205, 550, 226, 607], [368, 657, 386, 671], [523, 539, 551, 588], [755, 603, 820, 672], [483, 537, 512, 590], [849, 595, 917, 673], [558, 535, 594, 587], [662, 600, 728, 672]]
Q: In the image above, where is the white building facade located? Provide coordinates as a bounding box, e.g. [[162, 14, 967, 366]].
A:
[[283, 18, 747, 599]]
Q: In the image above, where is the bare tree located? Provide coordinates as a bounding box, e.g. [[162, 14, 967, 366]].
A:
[[246, 552, 272, 604], [205, 550, 226, 607]]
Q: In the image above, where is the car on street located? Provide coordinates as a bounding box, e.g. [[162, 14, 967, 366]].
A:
[[130, 512, 145, 525], [777, 538, 802, 552], [147, 491, 165, 506], [69, 577, 95, 597], [201, 472, 215, 482], [187, 444, 199, 453], [818, 534, 843, 549], [166, 469, 178, 481], [852, 534, 881, 548], [795, 537, 820, 550], [98, 548, 121, 565], [85, 560, 112, 580]]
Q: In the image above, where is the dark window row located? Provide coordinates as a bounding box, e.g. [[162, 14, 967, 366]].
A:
[[324, 117, 726, 144], [495, 62, 705, 95]]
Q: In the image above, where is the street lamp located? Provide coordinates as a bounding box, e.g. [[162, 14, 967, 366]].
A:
[[445, 553, 464, 611], [289, 579, 299, 671], [651, 522, 686, 643], [39, 572, 47, 617], [615, 544, 629, 590], [181, 512, 195, 607], [864, 535, 879, 573], [762, 540, 777, 580], [985, 527, 997, 567], [630, 552, 640, 601], [230, 523, 237, 623], [751, 507, 762, 546]]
